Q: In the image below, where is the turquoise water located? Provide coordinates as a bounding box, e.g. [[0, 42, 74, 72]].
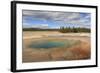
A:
[[29, 40, 79, 49]]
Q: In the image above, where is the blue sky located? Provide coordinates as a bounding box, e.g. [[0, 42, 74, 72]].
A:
[[22, 10, 91, 29]]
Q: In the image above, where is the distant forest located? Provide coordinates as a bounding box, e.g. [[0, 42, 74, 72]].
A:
[[59, 27, 90, 33], [23, 27, 90, 33]]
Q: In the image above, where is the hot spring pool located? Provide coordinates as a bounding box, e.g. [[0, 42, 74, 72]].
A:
[[28, 39, 80, 49]]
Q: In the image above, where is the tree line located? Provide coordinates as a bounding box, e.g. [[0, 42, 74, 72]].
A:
[[59, 27, 90, 33], [23, 27, 90, 33]]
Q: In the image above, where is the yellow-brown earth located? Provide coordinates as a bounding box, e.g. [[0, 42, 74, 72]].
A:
[[22, 31, 90, 63]]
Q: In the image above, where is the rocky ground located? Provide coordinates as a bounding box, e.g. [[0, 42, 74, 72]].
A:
[[22, 31, 90, 63]]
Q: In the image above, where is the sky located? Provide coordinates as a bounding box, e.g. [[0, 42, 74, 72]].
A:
[[22, 10, 91, 29]]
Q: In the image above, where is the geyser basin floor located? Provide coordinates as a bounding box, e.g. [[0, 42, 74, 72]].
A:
[[23, 38, 90, 62], [23, 32, 90, 63]]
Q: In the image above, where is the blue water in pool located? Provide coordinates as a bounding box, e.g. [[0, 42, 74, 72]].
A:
[[29, 40, 78, 49]]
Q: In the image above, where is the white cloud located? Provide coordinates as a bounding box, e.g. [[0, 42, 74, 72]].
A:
[[23, 10, 91, 28], [32, 24, 48, 29]]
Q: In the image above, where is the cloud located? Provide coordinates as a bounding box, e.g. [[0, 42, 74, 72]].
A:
[[23, 10, 91, 28], [23, 23, 32, 28], [23, 22, 49, 29], [32, 24, 48, 29]]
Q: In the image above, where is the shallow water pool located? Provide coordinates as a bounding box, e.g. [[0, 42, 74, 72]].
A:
[[29, 39, 79, 49]]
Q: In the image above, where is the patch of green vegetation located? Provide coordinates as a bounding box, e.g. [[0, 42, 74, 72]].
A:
[[23, 27, 90, 33], [59, 27, 90, 33]]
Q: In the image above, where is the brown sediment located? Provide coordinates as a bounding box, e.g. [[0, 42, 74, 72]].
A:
[[22, 31, 91, 63], [64, 41, 91, 60]]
